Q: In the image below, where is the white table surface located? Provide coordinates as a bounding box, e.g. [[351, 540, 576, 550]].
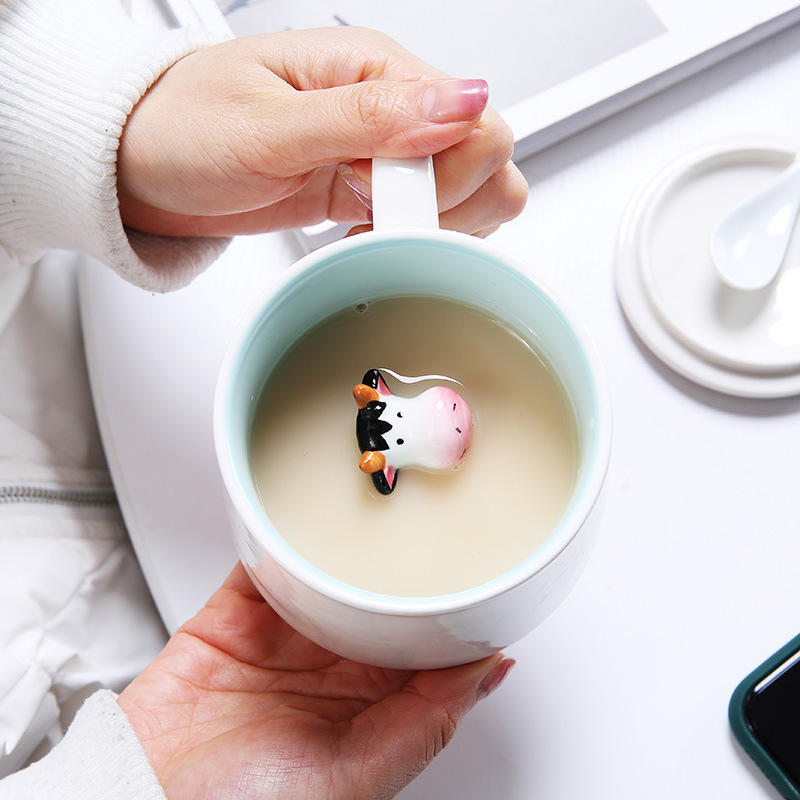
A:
[[78, 21, 800, 800]]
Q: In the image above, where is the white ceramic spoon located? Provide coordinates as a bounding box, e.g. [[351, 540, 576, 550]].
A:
[[709, 159, 800, 290]]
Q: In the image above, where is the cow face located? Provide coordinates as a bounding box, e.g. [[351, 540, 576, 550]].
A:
[[353, 369, 473, 495]]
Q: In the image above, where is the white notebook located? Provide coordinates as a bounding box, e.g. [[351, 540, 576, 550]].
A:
[[157, 0, 800, 159]]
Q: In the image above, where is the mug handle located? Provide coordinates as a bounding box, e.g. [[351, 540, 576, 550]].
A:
[[371, 156, 439, 231]]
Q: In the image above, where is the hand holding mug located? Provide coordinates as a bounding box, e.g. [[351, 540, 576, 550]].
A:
[[118, 563, 514, 800], [116, 26, 528, 238], [215, 156, 612, 670]]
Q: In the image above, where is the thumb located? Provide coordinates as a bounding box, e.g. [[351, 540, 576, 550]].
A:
[[283, 78, 489, 167], [343, 654, 515, 796]]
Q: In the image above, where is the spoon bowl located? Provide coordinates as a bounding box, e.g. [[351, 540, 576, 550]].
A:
[[709, 158, 800, 291]]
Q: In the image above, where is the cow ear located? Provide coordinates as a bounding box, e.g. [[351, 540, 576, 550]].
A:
[[359, 450, 386, 474], [371, 465, 398, 495], [353, 383, 379, 408], [377, 373, 391, 396], [361, 369, 392, 397]]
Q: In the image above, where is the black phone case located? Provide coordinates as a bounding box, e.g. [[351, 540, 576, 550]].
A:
[[730, 632, 800, 800]]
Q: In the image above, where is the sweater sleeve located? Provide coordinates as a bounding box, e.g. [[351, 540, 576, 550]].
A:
[[0, 0, 230, 292], [0, 690, 166, 800]]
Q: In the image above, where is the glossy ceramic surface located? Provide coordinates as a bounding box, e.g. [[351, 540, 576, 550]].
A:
[[616, 136, 800, 397], [214, 229, 612, 668], [710, 158, 800, 291]]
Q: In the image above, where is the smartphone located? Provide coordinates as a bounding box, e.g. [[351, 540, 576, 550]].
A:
[[730, 633, 800, 800]]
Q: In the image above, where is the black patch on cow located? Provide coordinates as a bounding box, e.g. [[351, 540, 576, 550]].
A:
[[356, 368, 400, 494], [371, 469, 397, 495], [356, 369, 395, 452], [362, 368, 382, 389], [356, 401, 392, 452]]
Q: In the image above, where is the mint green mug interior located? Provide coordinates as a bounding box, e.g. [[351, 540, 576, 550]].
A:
[[218, 229, 609, 605]]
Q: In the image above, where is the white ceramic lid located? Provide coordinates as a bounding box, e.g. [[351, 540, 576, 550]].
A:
[[615, 136, 800, 397]]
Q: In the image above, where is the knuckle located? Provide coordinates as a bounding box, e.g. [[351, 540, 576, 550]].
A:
[[348, 26, 407, 63], [473, 114, 516, 172], [502, 166, 529, 220], [422, 706, 459, 764], [492, 122, 516, 167], [349, 82, 400, 141], [485, 164, 528, 223], [437, 708, 460, 753], [349, 25, 397, 49]]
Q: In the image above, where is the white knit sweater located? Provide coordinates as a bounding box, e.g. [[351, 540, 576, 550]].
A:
[[0, 1, 227, 797], [0, 0, 228, 292], [0, 691, 166, 799]]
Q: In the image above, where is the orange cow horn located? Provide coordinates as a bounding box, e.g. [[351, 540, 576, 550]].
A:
[[359, 451, 386, 474], [353, 383, 380, 408]]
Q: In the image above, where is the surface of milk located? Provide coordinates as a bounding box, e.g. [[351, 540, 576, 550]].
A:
[[250, 296, 578, 597]]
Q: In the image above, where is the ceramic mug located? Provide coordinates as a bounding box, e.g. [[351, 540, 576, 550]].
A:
[[214, 157, 612, 669]]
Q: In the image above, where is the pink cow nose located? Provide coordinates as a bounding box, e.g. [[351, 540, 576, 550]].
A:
[[427, 387, 472, 467]]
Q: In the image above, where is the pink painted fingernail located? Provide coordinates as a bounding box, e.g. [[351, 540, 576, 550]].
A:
[[477, 656, 515, 701], [423, 79, 489, 123]]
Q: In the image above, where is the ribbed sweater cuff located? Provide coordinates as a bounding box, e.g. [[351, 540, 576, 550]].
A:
[[0, 690, 165, 800], [0, 0, 229, 291]]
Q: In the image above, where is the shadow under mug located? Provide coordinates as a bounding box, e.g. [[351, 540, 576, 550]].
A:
[[214, 158, 612, 669]]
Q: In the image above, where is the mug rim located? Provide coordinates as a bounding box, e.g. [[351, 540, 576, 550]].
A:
[[213, 228, 612, 617]]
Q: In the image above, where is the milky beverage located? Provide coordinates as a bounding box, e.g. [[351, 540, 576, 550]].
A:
[[250, 295, 579, 598]]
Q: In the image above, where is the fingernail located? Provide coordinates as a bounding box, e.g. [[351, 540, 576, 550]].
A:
[[337, 163, 372, 209], [476, 656, 515, 701], [422, 79, 489, 123]]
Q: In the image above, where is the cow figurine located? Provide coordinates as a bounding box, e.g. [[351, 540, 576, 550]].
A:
[[353, 368, 473, 495]]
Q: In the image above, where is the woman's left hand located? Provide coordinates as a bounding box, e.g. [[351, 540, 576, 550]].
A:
[[117, 27, 527, 239]]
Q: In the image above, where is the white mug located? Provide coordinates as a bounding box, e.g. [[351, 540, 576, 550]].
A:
[[214, 157, 612, 669]]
